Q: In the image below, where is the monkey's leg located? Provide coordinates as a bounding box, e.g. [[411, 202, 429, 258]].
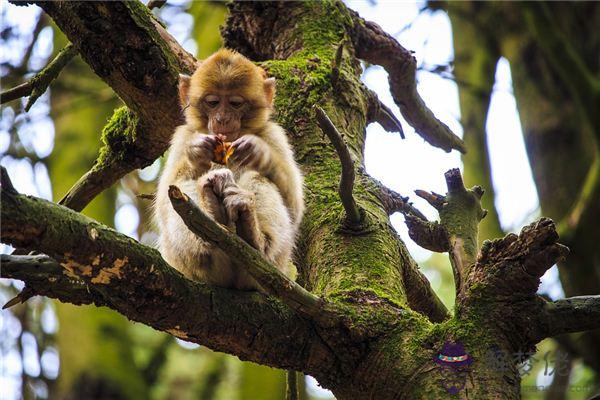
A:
[[198, 169, 235, 226], [222, 186, 266, 252]]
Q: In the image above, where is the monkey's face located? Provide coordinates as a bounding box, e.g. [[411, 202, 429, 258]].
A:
[[201, 93, 247, 141], [179, 49, 276, 139]]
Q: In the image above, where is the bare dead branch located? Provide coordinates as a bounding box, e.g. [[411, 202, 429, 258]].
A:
[[2, 286, 34, 309], [366, 90, 404, 137], [1, 44, 77, 109], [404, 215, 449, 253], [374, 181, 426, 220], [414, 189, 446, 211], [347, 12, 466, 153], [167, 185, 326, 320], [314, 106, 363, 227]]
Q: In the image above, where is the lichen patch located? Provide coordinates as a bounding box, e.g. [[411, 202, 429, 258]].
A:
[[90, 257, 128, 284], [61, 257, 93, 279], [166, 325, 189, 339]]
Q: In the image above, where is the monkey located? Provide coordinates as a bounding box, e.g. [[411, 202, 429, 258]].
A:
[[154, 48, 304, 290]]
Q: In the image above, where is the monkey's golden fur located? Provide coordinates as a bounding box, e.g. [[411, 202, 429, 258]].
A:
[[155, 49, 304, 290]]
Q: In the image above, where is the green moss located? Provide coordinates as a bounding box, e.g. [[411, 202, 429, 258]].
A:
[[297, 1, 351, 50], [439, 186, 486, 262], [96, 107, 139, 167]]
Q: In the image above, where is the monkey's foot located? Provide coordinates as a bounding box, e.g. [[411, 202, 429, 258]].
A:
[[222, 187, 265, 251], [198, 169, 236, 225]]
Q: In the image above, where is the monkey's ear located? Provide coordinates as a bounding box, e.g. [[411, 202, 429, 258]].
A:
[[178, 74, 191, 108], [264, 77, 276, 106]]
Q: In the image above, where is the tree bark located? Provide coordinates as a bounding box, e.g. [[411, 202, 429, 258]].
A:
[[3, 1, 599, 398]]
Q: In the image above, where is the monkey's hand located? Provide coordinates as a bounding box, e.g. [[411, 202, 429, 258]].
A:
[[187, 133, 219, 169], [229, 135, 272, 173]]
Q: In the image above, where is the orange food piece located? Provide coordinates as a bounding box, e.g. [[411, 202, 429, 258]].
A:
[[213, 135, 234, 165]]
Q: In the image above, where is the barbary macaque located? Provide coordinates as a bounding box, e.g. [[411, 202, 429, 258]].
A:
[[155, 49, 304, 290]]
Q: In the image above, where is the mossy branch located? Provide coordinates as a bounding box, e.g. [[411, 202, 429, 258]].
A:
[[0, 43, 77, 110], [415, 169, 486, 297], [167, 185, 326, 320], [314, 106, 363, 228], [404, 216, 449, 253], [459, 218, 569, 351], [1, 254, 99, 308], [58, 107, 151, 212], [0, 168, 330, 373]]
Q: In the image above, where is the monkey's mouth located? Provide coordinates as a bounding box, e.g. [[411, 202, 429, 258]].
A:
[[208, 122, 240, 138]]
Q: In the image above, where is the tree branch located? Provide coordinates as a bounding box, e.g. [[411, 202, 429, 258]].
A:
[[167, 185, 326, 321], [1, 254, 99, 307], [1, 44, 77, 109], [314, 106, 363, 227], [347, 11, 466, 153], [538, 296, 600, 338], [459, 218, 570, 350], [0, 169, 334, 373], [32, 1, 197, 212], [373, 180, 427, 220], [404, 216, 449, 253], [366, 90, 404, 137], [415, 169, 487, 297]]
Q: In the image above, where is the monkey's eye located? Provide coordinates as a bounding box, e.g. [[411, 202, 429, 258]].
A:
[[229, 96, 245, 109], [204, 95, 220, 108]]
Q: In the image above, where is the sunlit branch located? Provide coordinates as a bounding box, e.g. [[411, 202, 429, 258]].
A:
[[0, 44, 77, 110]]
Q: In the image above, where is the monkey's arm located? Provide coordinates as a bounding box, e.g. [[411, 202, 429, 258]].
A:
[[228, 124, 303, 226], [260, 124, 305, 227]]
